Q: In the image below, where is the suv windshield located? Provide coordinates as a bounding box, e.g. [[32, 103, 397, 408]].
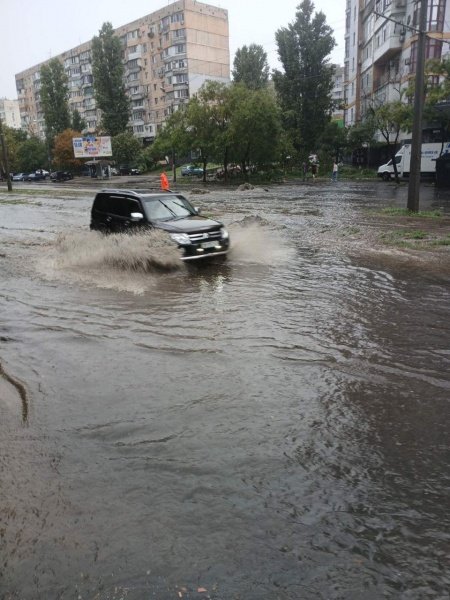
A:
[[141, 195, 196, 221]]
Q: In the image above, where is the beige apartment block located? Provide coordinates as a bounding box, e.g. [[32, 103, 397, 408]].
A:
[[0, 98, 21, 129], [15, 0, 229, 142], [343, 0, 450, 142]]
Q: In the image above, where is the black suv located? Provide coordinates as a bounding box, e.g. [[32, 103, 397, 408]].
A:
[[90, 189, 230, 261], [50, 171, 73, 181]]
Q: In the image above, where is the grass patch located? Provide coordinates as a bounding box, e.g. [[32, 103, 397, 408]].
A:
[[381, 207, 442, 218], [380, 229, 450, 248], [430, 234, 450, 246], [340, 226, 361, 236], [402, 229, 428, 239]]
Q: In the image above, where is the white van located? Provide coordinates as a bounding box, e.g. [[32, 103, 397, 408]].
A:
[[377, 142, 450, 180]]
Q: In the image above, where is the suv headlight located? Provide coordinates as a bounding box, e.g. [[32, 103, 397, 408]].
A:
[[220, 227, 229, 239], [170, 233, 191, 245]]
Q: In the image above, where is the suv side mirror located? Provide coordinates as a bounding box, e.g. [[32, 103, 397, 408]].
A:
[[194, 207, 201, 215], [130, 212, 144, 221]]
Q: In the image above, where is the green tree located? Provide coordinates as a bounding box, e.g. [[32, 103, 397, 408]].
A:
[[346, 120, 377, 168], [368, 100, 412, 183], [149, 108, 191, 178], [112, 132, 142, 167], [422, 58, 450, 149], [232, 44, 270, 90], [40, 58, 71, 144], [228, 84, 281, 177], [273, 0, 335, 155], [71, 109, 86, 132], [195, 81, 233, 178], [318, 120, 348, 165], [0, 125, 27, 174], [92, 22, 130, 136], [16, 137, 48, 172]]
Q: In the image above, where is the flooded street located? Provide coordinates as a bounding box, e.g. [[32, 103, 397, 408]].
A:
[[1, 181, 449, 599]]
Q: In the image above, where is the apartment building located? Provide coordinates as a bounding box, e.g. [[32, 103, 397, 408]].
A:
[[331, 65, 345, 124], [15, 0, 229, 142], [344, 0, 450, 138], [0, 98, 21, 129]]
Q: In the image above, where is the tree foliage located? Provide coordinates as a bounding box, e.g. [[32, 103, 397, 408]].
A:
[[151, 80, 282, 180], [273, 0, 335, 155], [112, 132, 142, 166], [227, 83, 281, 175], [16, 137, 48, 172], [40, 58, 71, 144], [52, 129, 84, 170], [422, 57, 450, 144], [92, 22, 130, 136], [367, 100, 412, 182], [232, 44, 270, 90], [71, 109, 86, 132], [0, 125, 27, 173]]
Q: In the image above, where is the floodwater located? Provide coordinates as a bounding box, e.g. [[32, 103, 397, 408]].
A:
[[0, 181, 449, 600]]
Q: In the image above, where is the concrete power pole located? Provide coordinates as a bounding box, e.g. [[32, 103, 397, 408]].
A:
[[0, 116, 13, 192], [407, 0, 428, 213]]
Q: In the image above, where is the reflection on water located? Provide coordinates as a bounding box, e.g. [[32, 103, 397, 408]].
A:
[[0, 182, 449, 599]]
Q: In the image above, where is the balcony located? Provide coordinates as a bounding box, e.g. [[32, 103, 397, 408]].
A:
[[127, 50, 143, 61], [373, 35, 403, 64]]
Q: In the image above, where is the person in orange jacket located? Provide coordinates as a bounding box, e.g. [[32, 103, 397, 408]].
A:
[[160, 171, 170, 191]]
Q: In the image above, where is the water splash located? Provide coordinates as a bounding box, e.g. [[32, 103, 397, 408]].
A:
[[38, 230, 183, 294], [228, 219, 294, 265]]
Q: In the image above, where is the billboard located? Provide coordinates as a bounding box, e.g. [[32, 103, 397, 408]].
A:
[[72, 136, 112, 158]]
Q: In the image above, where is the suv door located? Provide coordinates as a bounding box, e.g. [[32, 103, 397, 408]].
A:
[[92, 193, 144, 233]]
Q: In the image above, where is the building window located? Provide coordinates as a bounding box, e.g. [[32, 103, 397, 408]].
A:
[[171, 12, 184, 24], [428, 0, 445, 32]]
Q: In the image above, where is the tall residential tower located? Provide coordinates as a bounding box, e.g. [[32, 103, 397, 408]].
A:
[[15, 0, 229, 142], [344, 0, 450, 137]]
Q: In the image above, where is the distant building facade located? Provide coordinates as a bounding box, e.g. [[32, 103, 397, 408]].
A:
[[15, 0, 229, 141], [331, 64, 345, 124], [0, 98, 21, 129], [343, 0, 450, 140]]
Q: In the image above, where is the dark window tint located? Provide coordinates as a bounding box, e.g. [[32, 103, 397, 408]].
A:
[[93, 194, 141, 217]]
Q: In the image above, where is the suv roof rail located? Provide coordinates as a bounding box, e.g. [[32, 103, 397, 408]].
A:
[[99, 188, 177, 195], [99, 188, 140, 196]]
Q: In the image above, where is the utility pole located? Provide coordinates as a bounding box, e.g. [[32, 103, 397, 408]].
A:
[[407, 0, 428, 212], [0, 116, 13, 192]]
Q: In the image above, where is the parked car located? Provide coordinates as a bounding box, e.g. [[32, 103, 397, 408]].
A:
[[90, 189, 230, 261], [25, 172, 46, 181], [50, 171, 74, 181], [181, 165, 204, 177], [119, 166, 141, 176], [12, 173, 27, 181], [110, 167, 119, 176]]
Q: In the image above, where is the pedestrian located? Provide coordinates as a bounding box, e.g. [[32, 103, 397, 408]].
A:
[[332, 161, 338, 182], [308, 153, 319, 180], [160, 171, 170, 191]]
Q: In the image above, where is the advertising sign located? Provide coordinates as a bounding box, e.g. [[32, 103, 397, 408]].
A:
[[72, 136, 112, 158]]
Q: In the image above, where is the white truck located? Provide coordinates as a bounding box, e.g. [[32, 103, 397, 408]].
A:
[[377, 142, 450, 180]]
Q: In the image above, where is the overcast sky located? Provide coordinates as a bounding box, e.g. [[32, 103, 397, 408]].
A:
[[0, 0, 345, 99]]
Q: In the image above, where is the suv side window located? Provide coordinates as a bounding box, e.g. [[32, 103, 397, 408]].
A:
[[124, 198, 142, 216], [96, 194, 141, 217]]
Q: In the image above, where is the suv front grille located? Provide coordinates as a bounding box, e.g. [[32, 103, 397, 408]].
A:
[[188, 230, 221, 243]]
